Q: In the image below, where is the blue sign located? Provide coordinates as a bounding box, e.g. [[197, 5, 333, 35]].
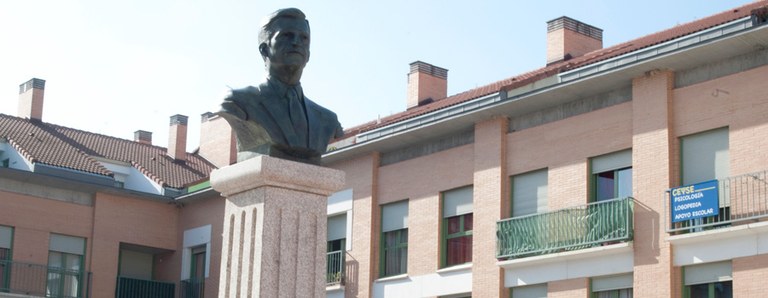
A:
[[670, 180, 719, 223]]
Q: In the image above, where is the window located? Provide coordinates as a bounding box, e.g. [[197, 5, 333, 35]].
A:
[[681, 128, 729, 186], [380, 200, 408, 277], [511, 283, 547, 298], [327, 213, 346, 284], [0, 226, 12, 293], [680, 128, 730, 229], [442, 186, 473, 267], [190, 245, 206, 280], [591, 150, 632, 202], [684, 261, 732, 298], [511, 169, 548, 217], [592, 274, 633, 298], [182, 225, 211, 280], [48, 234, 85, 298]]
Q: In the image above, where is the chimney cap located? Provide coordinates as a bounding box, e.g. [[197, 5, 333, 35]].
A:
[[170, 114, 188, 125], [546, 16, 602, 40], [19, 78, 46, 94], [134, 130, 152, 145], [409, 61, 448, 79]]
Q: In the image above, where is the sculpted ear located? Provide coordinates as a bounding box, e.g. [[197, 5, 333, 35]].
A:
[[259, 43, 269, 58]]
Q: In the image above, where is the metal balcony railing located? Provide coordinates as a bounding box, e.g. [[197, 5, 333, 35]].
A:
[[667, 170, 768, 233], [496, 197, 634, 259], [115, 276, 174, 298], [326, 250, 344, 286], [180, 277, 205, 298], [0, 260, 91, 298]]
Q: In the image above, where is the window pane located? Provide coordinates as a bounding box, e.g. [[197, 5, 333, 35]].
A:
[[714, 281, 732, 298], [688, 283, 709, 298], [0, 248, 8, 291], [192, 251, 206, 279], [446, 235, 472, 266], [383, 229, 407, 276], [464, 213, 473, 231], [617, 168, 633, 198], [596, 171, 616, 201], [447, 216, 462, 234]]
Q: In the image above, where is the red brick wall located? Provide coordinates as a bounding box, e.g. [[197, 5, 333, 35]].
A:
[[330, 152, 379, 297], [378, 143, 474, 276]]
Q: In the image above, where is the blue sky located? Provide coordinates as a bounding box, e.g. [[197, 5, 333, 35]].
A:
[[0, 0, 754, 150]]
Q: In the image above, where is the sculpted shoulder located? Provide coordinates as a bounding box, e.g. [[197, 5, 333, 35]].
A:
[[218, 84, 271, 120]]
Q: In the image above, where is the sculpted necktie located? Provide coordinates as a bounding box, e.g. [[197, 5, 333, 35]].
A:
[[287, 87, 308, 146]]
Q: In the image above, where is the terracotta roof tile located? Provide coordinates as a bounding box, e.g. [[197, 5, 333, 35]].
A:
[[343, 1, 768, 137], [0, 114, 216, 189]]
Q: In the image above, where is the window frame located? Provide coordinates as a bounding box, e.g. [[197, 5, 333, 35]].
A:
[[441, 213, 473, 268], [0, 225, 12, 293], [379, 228, 408, 277], [592, 166, 633, 202], [47, 234, 86, 298], [379, 200, 409, 278]]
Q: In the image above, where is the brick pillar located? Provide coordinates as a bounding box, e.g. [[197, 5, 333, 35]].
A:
[[631, 70, 675, 297], [334, 152, 379, 298], [472, 116, 508, 297]]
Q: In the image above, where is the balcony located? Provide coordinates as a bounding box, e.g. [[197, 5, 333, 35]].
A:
[[0, 260, 91, 298], [326, 250, 344, 286], [180, 278, 205, 298], [115, 276, 174, 298], [496, 197, 634, 259], [667, 170, 768, 233]]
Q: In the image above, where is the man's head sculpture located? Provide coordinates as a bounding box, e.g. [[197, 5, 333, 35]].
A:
[[215, 8, 343, 165]]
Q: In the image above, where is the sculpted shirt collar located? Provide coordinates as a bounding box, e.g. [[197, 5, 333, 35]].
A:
[[267, 77, 304, 100]]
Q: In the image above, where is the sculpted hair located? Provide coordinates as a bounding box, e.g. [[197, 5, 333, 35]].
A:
[[258, 8, 310, 46]]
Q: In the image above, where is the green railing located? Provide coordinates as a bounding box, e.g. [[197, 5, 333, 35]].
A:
[[115, 276, 174, 298], [326, 250, 344, 286], [0, 259, 91, 298], [497, 197, 634, 259], [180, 277, 205, 298]]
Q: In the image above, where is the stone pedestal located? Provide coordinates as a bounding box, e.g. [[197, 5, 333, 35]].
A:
[[210, 155, 345, 298]]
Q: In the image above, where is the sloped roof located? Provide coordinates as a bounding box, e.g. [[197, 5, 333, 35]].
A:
[[341, 1, 768, 138], [0, 114, 216, 189]]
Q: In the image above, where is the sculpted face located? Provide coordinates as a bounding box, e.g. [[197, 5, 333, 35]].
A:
[[263, 18, 310, 69]]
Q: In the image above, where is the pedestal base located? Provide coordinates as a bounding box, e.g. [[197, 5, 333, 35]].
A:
[[211, 156, 345, 298]]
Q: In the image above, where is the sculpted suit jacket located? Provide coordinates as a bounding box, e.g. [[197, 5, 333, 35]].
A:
[[217, 79, 343, 163]]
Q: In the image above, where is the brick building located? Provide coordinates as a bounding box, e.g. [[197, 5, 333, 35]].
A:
[[3, 1, 768, 298]]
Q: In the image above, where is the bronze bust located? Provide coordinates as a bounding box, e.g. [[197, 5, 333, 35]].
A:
[[216, 8, 343, 165]]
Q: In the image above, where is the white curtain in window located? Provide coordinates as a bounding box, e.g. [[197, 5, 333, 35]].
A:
[[382, 200, 409, 232], [681, 127, 729, 185], [685, 261, 732, 285], [512, 169, 548, 217], [443, 186, 473, 218]]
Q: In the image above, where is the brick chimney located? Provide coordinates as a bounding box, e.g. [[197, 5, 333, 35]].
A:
[[134, 130, 152, 145], [546, 17, 603, 65], [407, 61, 448, 109], [198, 112, 236, 167], [168, 114, 188, 161], [18, 78, 46, 121]]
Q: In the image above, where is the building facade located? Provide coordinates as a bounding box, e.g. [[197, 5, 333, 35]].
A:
[[2, 2, 768, 298]]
